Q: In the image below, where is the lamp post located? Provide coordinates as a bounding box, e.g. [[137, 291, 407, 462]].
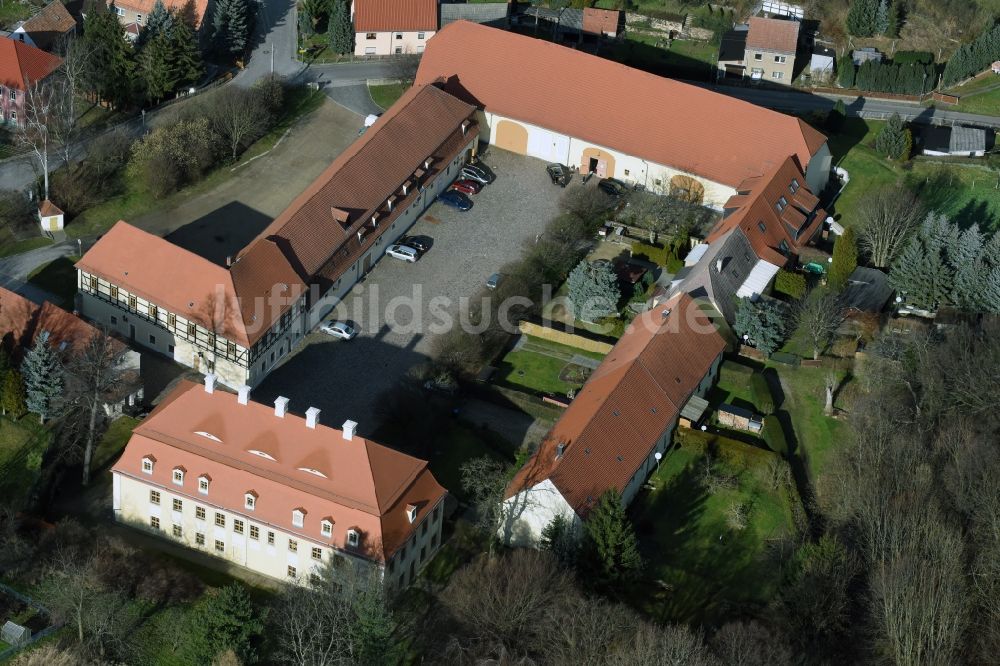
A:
[[654, 451, 662, 470]]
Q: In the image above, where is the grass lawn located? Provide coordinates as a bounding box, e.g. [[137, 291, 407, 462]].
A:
[[92, 416, 140, 473], [610, 34, 717, 80], [0, 1, 32, 29], [26, 256, 81, 310], [496, 336, 605, 396], [0, 417, 51, 509], [829, 117, 1000, 232], [629, 428, 798, 624], [66, 88, 325, 240], [426, 423, 515, 504], [0, 236, 53, 259], [368, 81, 411, 111]]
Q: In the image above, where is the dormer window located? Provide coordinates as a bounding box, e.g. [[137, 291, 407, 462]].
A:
[[790, 178, 800, 193], [198, 475, 210, 494], [245, 492, 257, 511], [141, 456, 155, 474], [346, 529, 359, 547], [775, 196, 788, 212], [172, 467, 185, 486], [757, 221, 766, 233], [405, 504, 417, 524], [292, 508, 305, 528], [321, 519, 333, 537]]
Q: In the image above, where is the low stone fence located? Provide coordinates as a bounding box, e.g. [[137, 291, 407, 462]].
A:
[[518, 321, 614, 355]]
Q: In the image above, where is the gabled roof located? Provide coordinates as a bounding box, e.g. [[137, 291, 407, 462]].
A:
[[39, 199, 63, 217], [0, 286, 127, 359], [0, 38, 62, 90], [506, 293, 726, 516], [113, 380, 446, 560], [745, 16, 799, 53], [352, 0, 437, 33], [582, 7, 620, 35], [415, 21, 826, 188], [922, 125, 987, 154], [109, 0, 210, 27], [75, 222, 305, 348], [17, 1, 76, 51], [707, 155, 824, 264], [249, 83, 475, 281]]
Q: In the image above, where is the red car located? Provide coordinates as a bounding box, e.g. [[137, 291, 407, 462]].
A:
[[450, 179, 482, 195]]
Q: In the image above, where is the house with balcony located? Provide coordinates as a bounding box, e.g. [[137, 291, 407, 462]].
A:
[[717, 16, 799, 83], [112, 377, 447, 587], [352, 0, 437, 55]]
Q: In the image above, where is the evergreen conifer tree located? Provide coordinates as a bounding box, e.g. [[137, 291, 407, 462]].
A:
[[213, 0, 249, 57], [829, 226, 858, 291], [1, 369, 26, 418], [22, 331, 64, 424], [83, 3, 136, 109], [329, 0, 354, 55], [582, 491, 643, 587]]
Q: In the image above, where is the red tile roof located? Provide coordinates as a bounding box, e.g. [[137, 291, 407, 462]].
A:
[[506, 293, 726, 515], [707, 155, 824, 265], [745, 16, 799, 54], [113, 380, 446, 561], [353, 0, 437, 32], [582, 7, 620, 35], [110, 0, 210, 27], [0, 38, 62, 90], [76, 222, 306, 348], [18, 1, 77, 51], [38, 199, 63, 217], [249, 83, 476, 282], [415, 21, 826, 188], [0, 286, 127, 359]]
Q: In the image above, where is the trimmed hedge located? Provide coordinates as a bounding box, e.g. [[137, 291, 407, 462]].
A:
[[774, 269, 807, 300], [750, 373, 775, 414], [761, 418, 788, 456]]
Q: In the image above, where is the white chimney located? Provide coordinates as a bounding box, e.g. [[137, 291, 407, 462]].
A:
[[204, 374, 217, 393], [274, 396, 289, 418], [715, 258, 723, 273], [305, 407, 321, 429], [237, 385, 250, 405], [342, 419, 357, 441]]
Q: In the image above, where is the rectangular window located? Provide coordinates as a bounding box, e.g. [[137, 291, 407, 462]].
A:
[[418, 32, 425, 39], [772, 71, 784, 80], [149, 304, 158, 321], [196, 532, 205, 546], [790, 178, 800, 193], [431, 533, 438, 548], [110, 285, 119, 300], [394, 46, 402, 55], [420, 546, 426, 563], [214, 540, 224, 552], [187, 322, 196, 337], [249, 525, 259, 540], [172, 498, 182, 512], [366, 32, 376, 39], [172, 524, 182, 537], [395, 33, 402, 39], [172, 469, 183, 485], [136, 13, 142, 22], [89, 275, 97, 290], [233, 519, 244, 534], [288, 539, 298, 553], [149, 490, 160, 505], [150, 516, 160, 529], [321, 521, 332, 537], [421, 521, 428, 536], [149, 334, 156, 344], [115, 6, 124, 15], [128, 295, 137, 310], [774, 55, 786, 63], [196, 506, 206, 520], [267, 531, 275, 546], [199, 477, 209, 494], [227, 341, 237, 357], [287, 565, 297, 578], [754, 53, 762, 61], [309, 573, 321, 585], [167, 312, 176, 329], [208, 332, 216, 348], [433, 506, 440, 522], [215, 512, 225, 528], [311, 547, 322, 561], [142, 459, 153, 474]]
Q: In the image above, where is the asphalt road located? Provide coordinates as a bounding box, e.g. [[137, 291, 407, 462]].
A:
[[254, 149, 565, 435]]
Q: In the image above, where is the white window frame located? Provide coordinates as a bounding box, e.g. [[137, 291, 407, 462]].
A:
[[417, 32, 425, 39], [771, 71, 784, 79], [172, 468, 184, 486], [406, 506, 417, 523], [136, 13, 142, 23], [347, 529, 359, 547], [320, 520, 332, 537], [292, 509, 304, 528], [753, 53, 762, 61], [141, 457, 154, 474], [245, 493, 256, 511], [115, 6, 124, 15], [774, 55, 786, 63], [198, 476, 209, 494], [365, 46, 376, 55]]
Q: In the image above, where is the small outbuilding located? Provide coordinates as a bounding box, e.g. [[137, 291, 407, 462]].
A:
[[717, 404, 764, 433], [852, 47, 883, 66], [921, 125, 989, 157], [1, 620, 30, 648], [38, 199, 64, 232], [992, 61, 1000, 74], [810, 45, 835, 80]]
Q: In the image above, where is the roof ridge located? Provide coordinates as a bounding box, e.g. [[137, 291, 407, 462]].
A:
[[363, 439, 427, 513]]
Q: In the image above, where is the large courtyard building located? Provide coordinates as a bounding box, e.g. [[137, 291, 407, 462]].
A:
[[113, 378, 447, 587]]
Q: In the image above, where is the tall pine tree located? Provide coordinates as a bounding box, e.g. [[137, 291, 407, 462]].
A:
[[170, 14, 204, 85], [582, 490, 643, 587], [137, 0, 174, 48], [212, 0, 249, 58], [139, 31, 178, 102], [83, 3, 136, 109], [329, 0, 354, 55], [846, 0, 877, 37], [1, 369, 26, 418], [22, 331, 64, 424]]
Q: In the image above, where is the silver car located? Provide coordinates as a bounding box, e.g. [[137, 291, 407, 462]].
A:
[[319, 321, 357, 340], [385, 244, 419, 262]]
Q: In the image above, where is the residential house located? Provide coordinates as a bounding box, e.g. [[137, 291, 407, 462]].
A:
[[440, 2, 509, 29], [10, 1, 77, 52], [581, 7, 622, 38], [107, 0, 210, 39], [680, 156, 825, 322], [416, 21, 831, 209], [0, 286, 142, 415], [112, 378, 447, 587], [717, 16, 798, 83], [352, 0, 437, 56], [0, 38, 62, 126], [500, 293, 726, 545], [77, 83, 479, 388], [920, 125, 989, 157]]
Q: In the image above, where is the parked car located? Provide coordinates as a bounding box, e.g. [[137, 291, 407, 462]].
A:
[[319, 320, 358, 340], [546, 163, 572, 187], [385, 244, 420, 262], [598, 177, 628, 197], [486, 273, 502, 289], [438, 189, 474, 211], [450, 179, 483, 195], [460, 162, 496, 184], [398, 235, 432, 253]]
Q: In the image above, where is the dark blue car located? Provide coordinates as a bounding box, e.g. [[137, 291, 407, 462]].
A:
[[438, 189, 473, 211]]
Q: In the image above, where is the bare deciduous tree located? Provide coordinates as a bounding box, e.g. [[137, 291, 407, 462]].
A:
[[16, 79, 58, 200], [856, 186, 924, 268], [794, 290, 845, 360], [208, 88, 269, 161], [710, 620, 793, 666]]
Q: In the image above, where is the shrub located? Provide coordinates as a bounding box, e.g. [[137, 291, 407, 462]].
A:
[[631, 242, 670, 266], [893, 50, 933, 65], [750, 373, 775, 414], [775, 269, 807, 299], [128, 117, 222, 197], [0, 190, 36, 233], [761, 418, 788, 456], [560, 185, 614, 222]]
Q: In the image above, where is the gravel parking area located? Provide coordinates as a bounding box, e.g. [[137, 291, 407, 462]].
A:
[[254, 149, 568, 435]]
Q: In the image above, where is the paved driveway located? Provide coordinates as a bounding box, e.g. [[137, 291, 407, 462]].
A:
[[254, 149, 567, 435]]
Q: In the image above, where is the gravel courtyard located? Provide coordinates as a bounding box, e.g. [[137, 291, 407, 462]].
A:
[[254, 148, 570, 435]]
